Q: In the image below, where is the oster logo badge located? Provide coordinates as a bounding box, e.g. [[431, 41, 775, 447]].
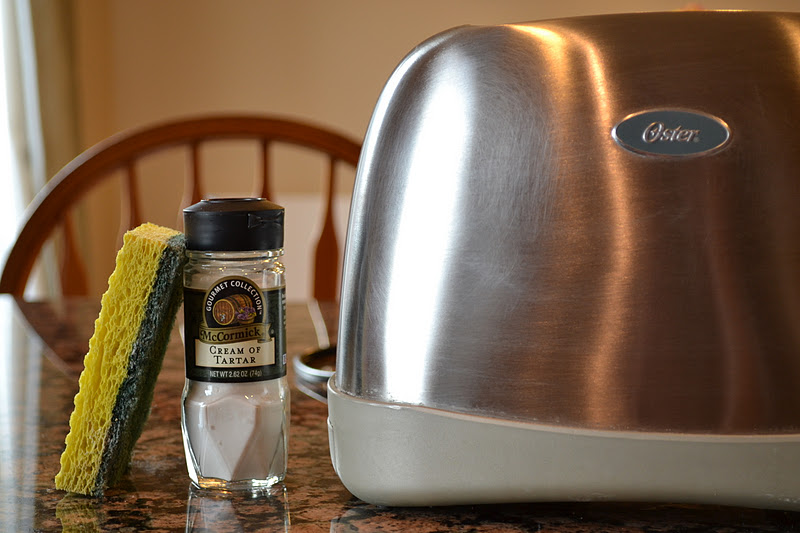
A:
[[612, 109, 730, 157]]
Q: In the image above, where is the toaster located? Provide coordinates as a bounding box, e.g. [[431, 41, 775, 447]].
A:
[[327, 11, 800, 510]]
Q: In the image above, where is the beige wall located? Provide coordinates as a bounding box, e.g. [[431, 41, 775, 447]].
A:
[[70, 0, 800, 298]]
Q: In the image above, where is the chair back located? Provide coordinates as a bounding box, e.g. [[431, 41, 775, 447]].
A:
[[0, 114, 361, 300]]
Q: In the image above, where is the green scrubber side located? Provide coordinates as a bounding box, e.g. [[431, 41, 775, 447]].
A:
[[97, 233, 186, 492]]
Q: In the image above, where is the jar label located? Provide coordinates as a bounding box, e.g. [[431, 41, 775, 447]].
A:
[[184, 277, 286, 382]]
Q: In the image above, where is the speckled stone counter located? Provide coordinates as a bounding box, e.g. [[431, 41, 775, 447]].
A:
[[1, 296, 799, 532]]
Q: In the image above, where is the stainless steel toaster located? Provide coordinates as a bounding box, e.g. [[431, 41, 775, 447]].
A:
[[327, 11, 800, 510]]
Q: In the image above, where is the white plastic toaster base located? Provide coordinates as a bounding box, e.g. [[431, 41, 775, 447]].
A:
[[328, 379, 800, 510]]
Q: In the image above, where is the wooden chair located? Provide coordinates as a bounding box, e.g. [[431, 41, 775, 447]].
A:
[[0, 114, 361, 300]]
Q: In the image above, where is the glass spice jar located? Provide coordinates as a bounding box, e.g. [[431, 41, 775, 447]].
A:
[[181, 198, 289, 491]]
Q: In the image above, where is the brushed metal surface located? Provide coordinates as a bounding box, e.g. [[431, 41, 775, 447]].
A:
[[336, 11, 800, 434]]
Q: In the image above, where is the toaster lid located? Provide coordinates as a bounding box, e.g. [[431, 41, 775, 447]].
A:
[[337, 11, 800, 435]]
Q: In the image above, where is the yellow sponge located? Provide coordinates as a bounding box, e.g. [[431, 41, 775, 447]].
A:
[[55, 223, 186, 496]]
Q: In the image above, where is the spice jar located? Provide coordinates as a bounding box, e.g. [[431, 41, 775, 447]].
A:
[[181, 198, 288, 491]]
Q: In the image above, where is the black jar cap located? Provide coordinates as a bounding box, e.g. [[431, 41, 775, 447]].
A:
[[183, 198, 284, 251]]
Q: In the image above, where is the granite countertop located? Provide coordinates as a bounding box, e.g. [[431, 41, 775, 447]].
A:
[[1, 296, 798, 532]]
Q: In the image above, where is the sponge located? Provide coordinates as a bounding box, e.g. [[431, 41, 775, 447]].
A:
[[55, 223, 186, 496]]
